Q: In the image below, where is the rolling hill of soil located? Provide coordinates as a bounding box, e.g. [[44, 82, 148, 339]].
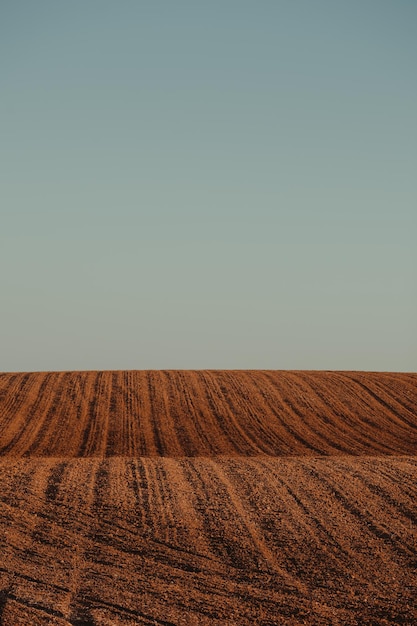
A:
[[0, 370, 416, 624]]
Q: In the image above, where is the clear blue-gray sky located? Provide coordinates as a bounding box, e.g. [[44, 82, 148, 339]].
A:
[[1, 1, 416, 372]]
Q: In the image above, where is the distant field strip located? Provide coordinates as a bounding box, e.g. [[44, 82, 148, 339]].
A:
[[0, 370, 416, 457]]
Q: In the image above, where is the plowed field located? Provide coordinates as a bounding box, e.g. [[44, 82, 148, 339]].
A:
[[0, 370, 416, 624]]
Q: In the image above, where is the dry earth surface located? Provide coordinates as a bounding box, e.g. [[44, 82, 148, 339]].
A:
[[0, 370, 416, 624]]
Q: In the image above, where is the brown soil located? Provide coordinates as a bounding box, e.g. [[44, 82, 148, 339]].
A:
[[0, 370, 416, 624]]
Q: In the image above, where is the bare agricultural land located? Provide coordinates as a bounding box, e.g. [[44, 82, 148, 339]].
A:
[[0, 370, 416, 624]]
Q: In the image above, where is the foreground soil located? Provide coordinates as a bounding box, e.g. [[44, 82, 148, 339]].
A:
[[0, 370, 416, 624]]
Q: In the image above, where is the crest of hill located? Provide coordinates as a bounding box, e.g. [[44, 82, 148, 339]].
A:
[[0, 370, 415, 457]]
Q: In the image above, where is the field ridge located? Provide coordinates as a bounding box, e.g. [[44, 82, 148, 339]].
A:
[[0, 370, 416, 457]]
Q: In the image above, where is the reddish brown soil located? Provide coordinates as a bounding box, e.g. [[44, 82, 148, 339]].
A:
[[0, 370, 416, 624]]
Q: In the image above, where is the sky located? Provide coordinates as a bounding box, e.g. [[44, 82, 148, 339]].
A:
[[1, 1, 416, 372]]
